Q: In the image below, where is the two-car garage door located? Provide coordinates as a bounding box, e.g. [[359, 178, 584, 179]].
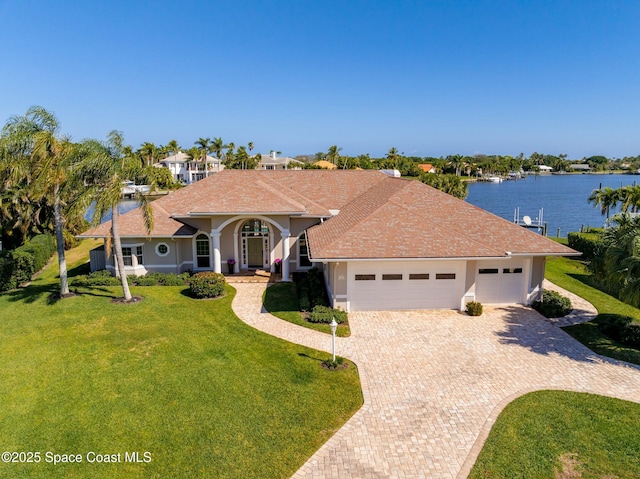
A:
[[348, 261, 464, 311]]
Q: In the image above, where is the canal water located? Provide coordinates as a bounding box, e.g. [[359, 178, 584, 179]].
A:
[[466, 174, 638, 237]]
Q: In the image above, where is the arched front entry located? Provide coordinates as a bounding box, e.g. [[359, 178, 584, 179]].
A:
[[240, 219, 272, 270]]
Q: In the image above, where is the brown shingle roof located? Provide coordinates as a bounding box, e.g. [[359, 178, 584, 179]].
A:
[[78, 202, 197, 238], [307, 177, 577, 259], [78, 170, 578, 259]]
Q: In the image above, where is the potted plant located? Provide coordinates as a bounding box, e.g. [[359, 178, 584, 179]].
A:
[[274, 258, 282, 274], [227, 258, 236, 274]]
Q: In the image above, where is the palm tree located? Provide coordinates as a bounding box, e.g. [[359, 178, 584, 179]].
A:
[[601, 213, 640, 306], [139, 142, 158, 166], [588, 186, 620, 220], [80, 131, 155, 302], [1, 106, 81, 297], [619, 185, 640, 213], [166, 139, 180, 156], [327, 145, 342, 166]]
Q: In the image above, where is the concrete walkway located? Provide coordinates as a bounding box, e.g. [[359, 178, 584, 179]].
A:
[[231, 283, 640, 479]]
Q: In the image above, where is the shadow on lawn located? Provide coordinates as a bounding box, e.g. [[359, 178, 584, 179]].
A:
[[494, 305, 640, 371], [3, 283, 61, 305]]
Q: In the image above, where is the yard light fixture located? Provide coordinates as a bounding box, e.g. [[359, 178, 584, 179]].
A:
[[330, 318, 338, 362]]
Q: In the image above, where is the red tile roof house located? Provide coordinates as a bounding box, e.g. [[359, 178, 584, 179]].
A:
[[79, 170, 578, 311]]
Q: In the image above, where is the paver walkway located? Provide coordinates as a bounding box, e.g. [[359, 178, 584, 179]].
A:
[[231, 283, 640, 479]]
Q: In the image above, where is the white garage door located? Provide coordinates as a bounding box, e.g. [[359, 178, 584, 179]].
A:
[[475, 260, 526, 304], [348, 261, 464, 311]]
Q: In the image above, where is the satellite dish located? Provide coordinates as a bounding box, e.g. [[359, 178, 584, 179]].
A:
[[523, 215, 532, 226]]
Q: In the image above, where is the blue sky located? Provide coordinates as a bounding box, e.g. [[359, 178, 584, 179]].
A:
[[1, 0, 638, 158]]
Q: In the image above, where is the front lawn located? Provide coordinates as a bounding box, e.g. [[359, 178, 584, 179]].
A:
[[263, 282, 351, 337], [0, 241, 362, 478], [469, 390, 640, 478], [545, 255, 640, 365]]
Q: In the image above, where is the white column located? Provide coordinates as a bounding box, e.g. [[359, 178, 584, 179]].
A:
[[233, 233, 240, 273], [281, 229, 291, 281], [211, 231, 221, 274]]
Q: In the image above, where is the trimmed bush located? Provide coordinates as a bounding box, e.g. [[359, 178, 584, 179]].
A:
[[567, 231, 605, 260], [466, 301, 483, 316], [532, 290, 573, 318], [188, 272, 226, 299], [308, 305, 348, 324], [71, 270, 121, 287], [295, 267, 329, 311], [72, 271, 191, 288], [597, 314, 640, 348], [0, 234, 56, 292]]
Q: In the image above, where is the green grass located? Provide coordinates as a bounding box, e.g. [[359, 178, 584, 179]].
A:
[[469, 390, 640, 478], [263, 282, 351, 337], [545, 255, 640, 365], [0, 241, 362, 478]]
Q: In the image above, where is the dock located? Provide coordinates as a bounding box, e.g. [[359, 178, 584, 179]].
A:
[[514, 207, 547, 235]]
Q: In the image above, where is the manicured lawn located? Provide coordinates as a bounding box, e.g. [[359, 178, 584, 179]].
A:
[[0, 241, 362, 478], [469, 390, 640, 478], [545, 255, 640, 365], [263, 282, 351, 337]]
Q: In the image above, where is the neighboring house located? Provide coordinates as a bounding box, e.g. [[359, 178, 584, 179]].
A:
[[155, 152, 224, 184], [258, 151, 304, 170], [418, 163, 436, 173], [570, 163, 592, 172], [537, 165, 553, 172], [79, 170, 578, 312]]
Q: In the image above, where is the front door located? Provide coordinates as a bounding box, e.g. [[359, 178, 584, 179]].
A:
[[247, 237, 264, 268]]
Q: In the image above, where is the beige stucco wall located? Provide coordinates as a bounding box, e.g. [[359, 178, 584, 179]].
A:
[[530, 256, 546, 302], [463, 260, 477, 305]]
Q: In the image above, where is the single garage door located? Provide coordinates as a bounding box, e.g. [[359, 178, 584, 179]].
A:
[[348, 261, 463, 311], [475, 260, 526, 304]]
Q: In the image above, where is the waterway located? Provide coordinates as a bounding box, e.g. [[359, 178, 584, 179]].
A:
[[466, 173, 639, 237]]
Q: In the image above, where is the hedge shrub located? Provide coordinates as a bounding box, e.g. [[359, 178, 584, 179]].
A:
[[72, 271, 191, 288], [532, 290, 573, 318], [0, 234, 56, 292], [188, 272, 226, 299], [466, 301, 483, 316], [296, 267, 329, 311], [308, 305, 348, 324], [597, 314, 640, 349], [567, 231, 605, 260]]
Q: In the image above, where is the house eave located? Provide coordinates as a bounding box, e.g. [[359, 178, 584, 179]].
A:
[[183, 211, 307, 217], [310, 255, 514, 263]]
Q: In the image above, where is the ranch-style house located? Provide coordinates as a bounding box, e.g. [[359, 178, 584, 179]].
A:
[[79, 169, 578, 311]]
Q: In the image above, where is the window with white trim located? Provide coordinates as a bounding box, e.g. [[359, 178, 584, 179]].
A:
[[156, 242, 170, 257], [196, 234, 210, 268], [122, 246, 143, 266], [298, 235, 312, 267]]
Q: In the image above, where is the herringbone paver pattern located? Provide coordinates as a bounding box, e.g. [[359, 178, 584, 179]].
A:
[[231, 282, 640, 479]]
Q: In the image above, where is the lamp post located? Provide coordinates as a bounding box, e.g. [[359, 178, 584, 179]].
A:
[[330, 318, 338, 362]]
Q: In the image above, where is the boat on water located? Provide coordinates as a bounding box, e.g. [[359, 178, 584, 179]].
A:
[[122, 181, 150, 197], [487, 176, 503, 183]]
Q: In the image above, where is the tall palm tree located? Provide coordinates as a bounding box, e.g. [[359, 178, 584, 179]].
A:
[[602, 213, 640, 306], [80, 131, 155, 302], [32, 131, 80, 297], [327, 145, 342, 166], [166, 139, 180, 156], [588, 186, 620, 220], [211, 137, 227, 172], [619, 185, 640, 213], [139, 142, 158, 166], [1, 106, 80, 297]]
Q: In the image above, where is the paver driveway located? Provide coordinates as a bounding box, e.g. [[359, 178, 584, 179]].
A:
[[231, 282, 640, 479]]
